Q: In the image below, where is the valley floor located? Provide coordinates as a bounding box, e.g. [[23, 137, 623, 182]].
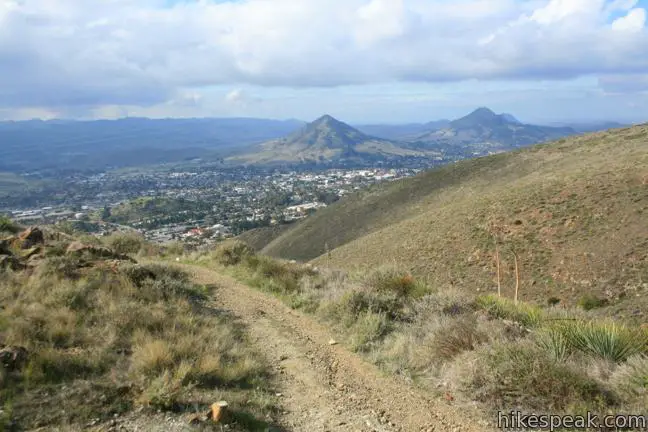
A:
[[183, 264, 489, 432]]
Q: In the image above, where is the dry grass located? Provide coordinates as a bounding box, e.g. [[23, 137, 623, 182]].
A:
[[0, 253, 274, 430], [193, 245, 648, 419]]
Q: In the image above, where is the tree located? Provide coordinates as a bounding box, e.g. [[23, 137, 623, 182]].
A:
[[101, 206, 112, 221]]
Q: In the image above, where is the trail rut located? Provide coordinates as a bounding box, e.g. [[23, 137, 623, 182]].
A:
[[184, 265, 492, 432]]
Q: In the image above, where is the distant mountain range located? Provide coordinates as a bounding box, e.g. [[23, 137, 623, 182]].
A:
[[0, 111, 631, 172], [0, 117, 303, 172], [411, 107, 578, 153], [235, 108, 623, 165], [230, 115, 427, 164]]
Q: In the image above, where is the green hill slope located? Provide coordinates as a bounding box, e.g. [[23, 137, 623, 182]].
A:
[[262, 124, 648, 307]]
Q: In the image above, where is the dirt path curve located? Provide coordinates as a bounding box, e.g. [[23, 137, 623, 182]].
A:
[[182, 265, 492, 432]]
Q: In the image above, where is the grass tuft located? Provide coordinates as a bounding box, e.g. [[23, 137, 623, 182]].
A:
[[476, 294, 543, 328]]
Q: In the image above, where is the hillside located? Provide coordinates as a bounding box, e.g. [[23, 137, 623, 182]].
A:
[[231, 115, 426, 164], [414, 107, 576, 152], [235, 224, 295, 251], [262, 124, 648, 310]]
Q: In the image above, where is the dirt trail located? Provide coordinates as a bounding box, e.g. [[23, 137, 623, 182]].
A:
[[183, 265, 492, 432]]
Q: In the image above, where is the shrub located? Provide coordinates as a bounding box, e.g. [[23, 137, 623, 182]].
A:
[[244, 255, 316, 296], [348, 311, 392, 352], [213, 240, 255, 266], [467, 341, 615, 412], [433, 316, 488, 361], [137, 365, 191, 411], [365, 268, 428, 298], [610, 355, 648, 400], [476, 295, 543, 328], [578, 294, 608, 311], [547, 297, 561, 307], [333, 290, 404, 325], [0, 216, 20, 234], [120, 264, 205, 302], [104, 232, 146, 255]]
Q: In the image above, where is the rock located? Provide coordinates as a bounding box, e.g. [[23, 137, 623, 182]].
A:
[[0, 346, 28, 371], [66, 242, 135, 262], [18, 227, 44, 249], [328, 339, 338, 346], [208, 401, 229, 424]]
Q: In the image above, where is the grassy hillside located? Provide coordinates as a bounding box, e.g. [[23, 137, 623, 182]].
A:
[[236, 224, 295, 251], [0, 228, 278, 430], [263, 124, 648, 310]]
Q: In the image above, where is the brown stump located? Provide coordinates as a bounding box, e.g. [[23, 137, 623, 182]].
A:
[[209, 401, 229, 424]]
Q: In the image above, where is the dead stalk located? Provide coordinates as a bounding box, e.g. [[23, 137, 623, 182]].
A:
[[495, 240, 501, 297], [513, 251, 520, 305]]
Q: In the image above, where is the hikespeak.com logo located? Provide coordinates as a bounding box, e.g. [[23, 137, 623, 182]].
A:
[[498, 411, 648, 431]]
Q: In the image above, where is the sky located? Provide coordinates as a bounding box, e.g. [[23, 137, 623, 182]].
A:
[[1, 0, 648, 124]]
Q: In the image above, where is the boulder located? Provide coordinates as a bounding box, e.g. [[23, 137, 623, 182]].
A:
[[18, 227, 45, 249], [0, 346, 29, 372]]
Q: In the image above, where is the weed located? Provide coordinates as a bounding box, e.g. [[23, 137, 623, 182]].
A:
[[610, 355, 648, 400], [476, 295, 543, 328], [213, 240, 255, 266], [577, 294, 608, 311], [103, 232, 146, 255], [433, 316, 488, 361]]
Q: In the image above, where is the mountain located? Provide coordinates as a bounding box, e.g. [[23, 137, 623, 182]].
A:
[[355, 119, 450, 140], [413, 107, 577, 152], [231, 115, 426, 164], [0, 117, 304, 173], [500, 113, 521, 124], [260, 124, 648, 308]]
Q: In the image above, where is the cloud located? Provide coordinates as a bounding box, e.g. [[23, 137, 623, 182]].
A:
[[0, 0, 647, 112], [598, 73, 648, 93], [225, 89, 249, 106]]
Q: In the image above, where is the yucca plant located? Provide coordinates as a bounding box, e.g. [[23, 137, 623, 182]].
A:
[[535, 327, 571, 361], [556, 321, 648, 363]]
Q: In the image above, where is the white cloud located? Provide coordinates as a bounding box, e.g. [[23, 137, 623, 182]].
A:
[[0, 0, 647, 114], [225, 89, 250, 106], [612, 7, 647, 31]]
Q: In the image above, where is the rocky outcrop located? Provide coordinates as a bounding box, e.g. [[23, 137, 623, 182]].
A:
[[17, 227, 45, 249], [66, 242, 136, 263]]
